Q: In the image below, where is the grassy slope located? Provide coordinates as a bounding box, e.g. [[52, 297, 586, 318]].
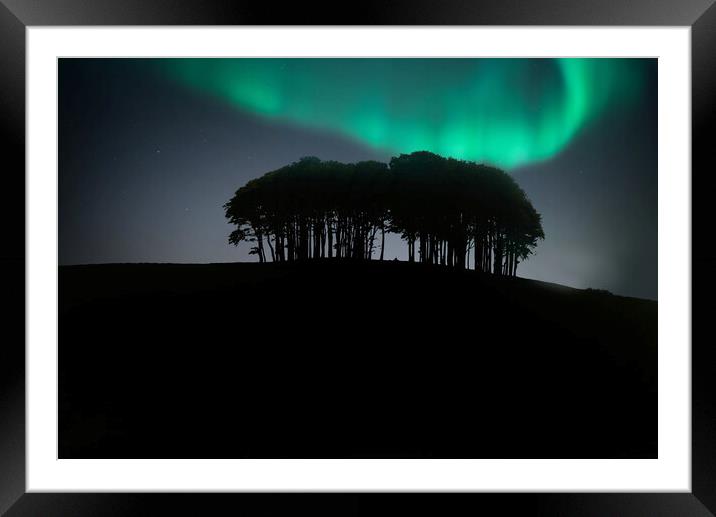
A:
[[59, 261, 656, 458]]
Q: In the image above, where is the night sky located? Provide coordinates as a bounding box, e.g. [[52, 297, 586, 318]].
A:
[[59, 58, 657, 299]]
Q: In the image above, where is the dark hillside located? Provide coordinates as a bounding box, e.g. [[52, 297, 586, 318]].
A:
[[59, 261, 656, 458]]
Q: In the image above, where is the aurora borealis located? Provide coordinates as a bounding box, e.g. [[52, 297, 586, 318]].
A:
[[162, 58, 646, 169], [58, 58, 657, 298]]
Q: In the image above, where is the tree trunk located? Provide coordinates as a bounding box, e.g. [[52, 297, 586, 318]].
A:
[[266, 234, 275, 262], [380, 221, 385, 261], [256, 232, 265, 263]]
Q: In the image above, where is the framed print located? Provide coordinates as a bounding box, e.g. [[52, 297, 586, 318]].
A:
[[1, 1, 714, 515]]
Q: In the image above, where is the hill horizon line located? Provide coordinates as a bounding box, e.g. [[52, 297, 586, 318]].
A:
[[57, 259, 656, 302]]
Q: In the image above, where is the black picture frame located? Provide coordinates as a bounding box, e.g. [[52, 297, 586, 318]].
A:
[[1, 1, 713, 515]]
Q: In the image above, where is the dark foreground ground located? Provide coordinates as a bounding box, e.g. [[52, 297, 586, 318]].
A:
[[59, 260, 656, 458]]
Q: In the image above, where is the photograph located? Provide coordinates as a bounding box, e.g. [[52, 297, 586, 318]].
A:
[[58, 57, 657, 459]]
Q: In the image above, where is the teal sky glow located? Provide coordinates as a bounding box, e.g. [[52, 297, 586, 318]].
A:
[[161, 58, 646, 169]]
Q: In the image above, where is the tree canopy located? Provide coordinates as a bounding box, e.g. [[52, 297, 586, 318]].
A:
[[224, 151, 544, 276]]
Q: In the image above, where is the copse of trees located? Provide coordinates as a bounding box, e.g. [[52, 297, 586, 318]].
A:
[[224, 151, 544, 276]]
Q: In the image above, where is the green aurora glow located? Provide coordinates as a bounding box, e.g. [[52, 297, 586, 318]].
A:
[[161, 58, 647, 169]]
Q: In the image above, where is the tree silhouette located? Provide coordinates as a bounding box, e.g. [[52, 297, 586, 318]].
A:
[[224, 152, 544, 276]]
